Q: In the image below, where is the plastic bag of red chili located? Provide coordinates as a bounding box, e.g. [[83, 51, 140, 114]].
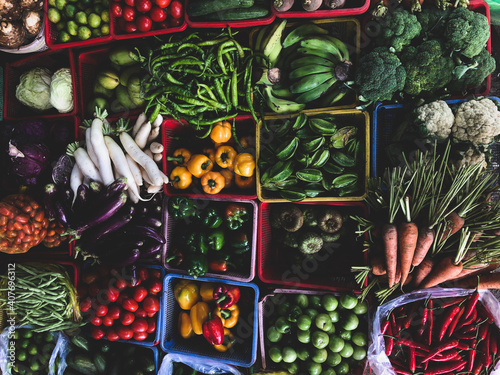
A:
[[368, 288, 500, 375]]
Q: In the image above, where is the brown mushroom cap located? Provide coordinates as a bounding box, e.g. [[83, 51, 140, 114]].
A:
[[0, 20, 26, 48], [19, 0, 44, 11], [22, 10, 42, 36]]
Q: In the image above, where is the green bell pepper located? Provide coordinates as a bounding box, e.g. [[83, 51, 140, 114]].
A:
[[224, 203, 250, 230], [208, 230, 225, 251], [168, 197, 196, 220], [184, 253, 208, 278], [201, 207, 223, 229], [230, 231, 250, 254], [186, 232, 209, 255]]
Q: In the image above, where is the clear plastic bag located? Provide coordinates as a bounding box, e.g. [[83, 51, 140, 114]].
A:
[[368, 287, 500, 375], [0, 326, 68, 375], [159, 353, 243, 375]]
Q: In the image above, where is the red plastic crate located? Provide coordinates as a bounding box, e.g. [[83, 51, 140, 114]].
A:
[[162, 115, 258, 199], [258, 201, 369, 291], [44, 0, 113, 50], [3, 49, 78, 120], [185, 0, 275, 28], [272, 0, 370, 18]]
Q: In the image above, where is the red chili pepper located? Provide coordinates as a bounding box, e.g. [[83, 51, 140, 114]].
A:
[[438, 305, 461, 342], [432, 349, 460, 362], [421, 339, 459, 363], [446, 305, 464, 339], [415, 349, 427, 357], [456, 341, 470, 350], [394, 368, 412, 375], [427, 299, 434, 346], [483, 330, 492, 369], [202, 314, 224, 345], [390, 311, 399, 335], [439, 297, 464, 309], [402, 302, 419, 330], [458, 308, 477, 329], [395, 338, 430, 351], [409, 346, 416, 373], [477, 303, 494, 323], [477, 320, 490, 342], [385, 324, 394, 356], [213, 285, 240, 309], [423, 359, 466, 375], [490, 330, 498, 357], [419, 303, 429, 337], [457, 325, 476, 335], [381, 319, 390, 335], [455, 333, 476, 340], [472, 361, 483, 375], [467, 348, 477, 372], [463, 291, 479, 320]]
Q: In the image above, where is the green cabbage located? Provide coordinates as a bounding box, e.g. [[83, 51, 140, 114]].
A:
[[49, 68, 74, 113], [15, 67, 53, 111]]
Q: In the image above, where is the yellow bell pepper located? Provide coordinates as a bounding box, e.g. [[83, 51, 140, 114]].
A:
[[210, 121, 232, 144], [214, 304, 239, 328], [178, 311, 195, 339], [199, 282, 215, 302], [174, 280, 200, 310], [187, 154, 213, 178], [190, 301, 210, 335], [233, 153, 255, 177], [213, 328, 236, 352], [215, 145, 237, 169], [170, 166, 193, 190]]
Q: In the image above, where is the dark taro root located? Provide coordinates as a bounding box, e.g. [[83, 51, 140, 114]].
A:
[[301, 206, 318, 227], [273, 204, 304, 232], [0, 20, 26, 48], [317, 207, 343, 233], [302, 0, 322, 11], [274, 0, 295, 12], [299, 232, 324, 254]]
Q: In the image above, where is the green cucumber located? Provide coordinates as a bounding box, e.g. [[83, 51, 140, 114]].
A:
[[188, 0, 254, 17], [205, 6, 270, 20], [71, 336, 90, 352]]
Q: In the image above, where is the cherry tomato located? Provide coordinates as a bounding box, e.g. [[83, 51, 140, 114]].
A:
[[91, 327, 105, 340], [169, 16, 182, 27], [115, 278, 128, 291], [133, 286, 148, 303], [90, 316, 102, 326], [135, 0, 152, 13], [132, 318, 149, 333], [154, 0, 171, 8], [169, 0, 183, 19], [116, 292, 129, 305], [99, 265, 110, 278], [146, 318, 156, 334], [121, 311, 135, 326], [122, 297, 139, 312], [150, 6, 166, 22], [77, 286, 88, 299], [106, 328, 120, 341], [102, 316, 114, 327], [95, 304, 109, 317], [147, 278, 162, 294], [133, 331, 149, 341], [125, 0, 135, 6], [147, 311, 157, 318], [88, 283, 100, 298], [116, 325, 134, 340], [136, 15, 153, 32], [138, 268, 149, 281], [135, 307, 147, 319], [107, 305, 121, 320], [124, 21, 138, 33], [106, 286, 120, 303], [157, 20, 168, 29], [81, 271, 98, 285], [143, 296, 160, 314], [122, 6, 136, 22], [80, 297, 92, 313]]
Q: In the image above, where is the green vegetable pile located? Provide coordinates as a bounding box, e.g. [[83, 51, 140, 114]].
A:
[[46, 0, 110, 43], [259, 112, 365, 201], [264, 293, 368, 375], [356, 6, 496, 103]]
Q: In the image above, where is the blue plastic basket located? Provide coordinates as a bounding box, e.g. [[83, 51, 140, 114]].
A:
[[371, 97, 500, 177], [160, 274, 259, 367]]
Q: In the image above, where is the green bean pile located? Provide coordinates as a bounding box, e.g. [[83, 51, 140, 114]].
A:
[[0, 263, 83, 333], [141, 28, 257, 132]]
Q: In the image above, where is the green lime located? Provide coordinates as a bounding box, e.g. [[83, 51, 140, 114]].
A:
[[49, 0, 56, 6], [352, 345, 367, 361], [275, 316, 291, 334], [93, 4, 103, 14], [65, 4, 77, 18], [307, 362, 322, 375], [339, 295, 358, 310], [341, 313, 359, 331], [17, 350, 27, 362], [22, 331, 32, 339], [283, 362, 299, 374], [30, 361, 40, 371], [305, 308, 319, 320], [282, 347, 297, 363], [351, 332, 367, 347], [67, 20, 78, 36], [326, 352, 342, 367], [44, 333, 54, 343], [269, 346, 282, 363], [322, 295, 339, 312], [322, 368, 337, 375], [56, 22, 65, 31], [297, 315, 312, 331], [310, 295, 322, 310], [91, 28, 102, 37], [20, 340, 29, 349], [28, 345, 37, 355], [326, 324, 336, 335], [88, 13, 101, 28], [311, 348, 328, 364], [297, 347, 310, 361], [311, 331, 329, 349], [297, 329, 311, 344], [328, 335, 344, 353], [75, 11, 87, 25], [328, 311, 340, 323], [339, 330, 351, 341], [267, 326, 282, 343], [353, 300, 368, 315], [315, 314, 333, 332], [339, 342, 353, 358], [335, 362, 349, 375], [47, 8, 61, 23], [77, 25, 91, 40], [295, 294, 309, 309]]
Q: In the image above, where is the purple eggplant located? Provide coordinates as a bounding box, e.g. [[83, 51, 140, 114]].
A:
[[91, 204, 136, 243], [54, 200, 70, 228], [140, 243, 162, 258], [125, 264, 139, 287], [89, 181, 104, 196], [73, 183, 89, 211], [60, 188, 73, 216], [104, 178, 128, 199], [135, 216, 162, 229], [128, 225, 165, 244], [101, 248, 140, 267], [43, 183, 57, 220]]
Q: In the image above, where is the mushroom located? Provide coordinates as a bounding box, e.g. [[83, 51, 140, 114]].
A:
[[0, 20, 26, 48], [22, 10, 42, 36], [19, 0, 44, 11], [0, 0, 23, 21]]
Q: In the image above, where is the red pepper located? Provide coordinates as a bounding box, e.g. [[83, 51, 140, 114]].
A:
[[432, 349, 460, 362], [402, 302, 419, 330], [385, 324, 394, 356], [477, 320, 490, 342], [463, 290, 479, 320], [457, 325, 476, 335], [472, 361, 483, 375], [202, 314, 225, 345], [208, 259, 228, 272], [458, 308, 477, 329], [213, 285, 240, 309], [438, 305, 461, 342], [409, 346, 416, 373], [490, 330, 498, 358], [427, 299, 434, 346], [446, 305, 464, 339], [467, 348, 477, 372], [483, 329, 492, 368], [421, 339, 459, 363], [423, 360, 466, 375], [439, 297, 464, 309], [456, 341, 470, 350], [394, 338, 430, 351], [381, 319, 390, 335], [390, 310, 399, 335], [418, 302, 429, 337]]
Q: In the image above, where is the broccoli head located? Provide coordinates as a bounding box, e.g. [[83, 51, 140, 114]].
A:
[[447, 48, 496, 94], [376, 8, 422, 52], [354, 48, 406, 102], [400, 40, 454, 96], [444, 7, 490, 58], [416, 6, 450, 36]]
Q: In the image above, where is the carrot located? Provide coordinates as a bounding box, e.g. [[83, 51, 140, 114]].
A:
[[412, 257, 435, 287], [440, 211, 465, 242], [419, 256, 463, 289], [398, 221, 419, 287], [452, 272, 500, 289], [447, 263, 500, 283], [412, 226, 435, 267], [382, 223, 398, 288], [370, 253, 387, 276]]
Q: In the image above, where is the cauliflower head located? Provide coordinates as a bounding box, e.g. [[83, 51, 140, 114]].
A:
[[415, 100, 455, 139], [452, 98, 500, 146], [454, 147, 487, 169]]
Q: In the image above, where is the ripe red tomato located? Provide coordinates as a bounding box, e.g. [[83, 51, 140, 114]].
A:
[[133, 286, 148, 303], [116, 292, 129, 305], [136, 15, 153, 32], [102, 316, 114, 327], [79, 297, 92, 313], [91, 327, 105, 340], [122, 6, 136, 22], [121, 311, 135, 326], [88, 283, 100, 298], [135, 307, 147, 319], [106, 286, 120, 303], [122, 297, 139, 312], [169, 17, 182, 27], [95, 304, 109, 317], [150, 6, 166, 23], [90, 316, 102, 326], [125, 0, 135, 6], [115, 278, 128, 291], [107, 305, 121, 320], [154, 0, 171, 8], [169, 0, 183, 19], [135, 0, 152, 13], [116, 325, 134, 340], [132, 318, 149, 333], [133, 331, 149, 341], [143, 296, 160, 314], [106, 328, 120, 341], [147, 311, 157, 318], [147, 278, 162, 294], [138, 268, 149, 281], [146, 318, 156, 334]]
